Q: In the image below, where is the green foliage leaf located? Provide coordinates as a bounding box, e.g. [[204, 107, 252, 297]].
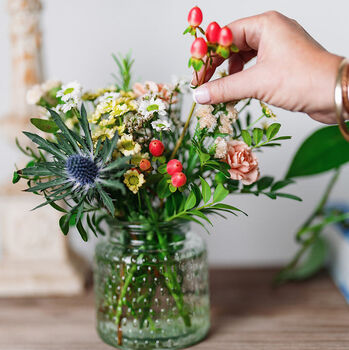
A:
[[169, 184, 177, 193], [276, 193, 302, 201], [241, 130, 251, 146], [96, 185, 115, 214], [183, 26, 190, 35], [213, 183, 229, 203], [48, 109, 81, 153], [257, 176, 274, 191], [23, 131, 66, 161], [59, 214, 70, 235], [252, 128, 263, 145], [31, 118, 59, 133], [79, 104, 94, 152], [86, 214, 98, 237], [199, 152, 210, 165], [200, 177, 211, 204], [210, 203, 247, 216], [157, 177, 171, 199], [266, 123, 281, 141], [286, 124, 349, 178], [190, 210, 213, 226], [191, 184, 202, 204], [99, 179, 126, 195], [184, 191, 196, 211], [271, 179, 294, 192], [76, 219, 88, 242], [158, 164, 167, 174], [12, 171, 20, 184]]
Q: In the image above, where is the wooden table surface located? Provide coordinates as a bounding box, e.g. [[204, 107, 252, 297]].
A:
[[1, 268, 348, 350]]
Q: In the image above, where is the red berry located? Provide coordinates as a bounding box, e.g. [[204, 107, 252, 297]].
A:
[[171, 172, 187, 187], [139, 159, 151, 171], [190, 38, 207, 59], [205, 22, 221, 43], [187, 6, 203, 27], [167, 159, 183, 175], [149, 140, 165, 157], [218, 26, 233, 47]]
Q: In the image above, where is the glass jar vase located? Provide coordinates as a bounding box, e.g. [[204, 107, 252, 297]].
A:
[[93, 221, 210, 349]]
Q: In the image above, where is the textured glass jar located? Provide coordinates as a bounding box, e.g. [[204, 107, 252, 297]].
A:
[[93, 221, 210, 349]]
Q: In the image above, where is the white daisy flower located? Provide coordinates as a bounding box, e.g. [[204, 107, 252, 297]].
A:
[[61, 100, 78, 113], [56, 81, 83, 103], [151, 118, 171, 132], [95, 91, 120, 105], [171, 75, 191, 93], [139, 96, 168, 118]]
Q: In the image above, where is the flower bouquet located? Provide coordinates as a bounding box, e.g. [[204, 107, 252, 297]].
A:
[[14, 7, 300, 350]]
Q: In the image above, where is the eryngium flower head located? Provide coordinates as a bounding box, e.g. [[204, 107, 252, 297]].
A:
[[17, 105, 130, 240], [66, 154, 100, 189]]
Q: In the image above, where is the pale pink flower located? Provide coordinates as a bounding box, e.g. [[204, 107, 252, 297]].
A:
[[133, 81, 159, 97], [214, 137, 227, 159], [226, 103, 238, 121], [196, 105, 217, 130], [219, 114, 234, 134], [224, 140, 259, 185]]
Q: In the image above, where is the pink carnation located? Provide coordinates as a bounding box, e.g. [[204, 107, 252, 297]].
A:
[[224, 140, 259, 185]]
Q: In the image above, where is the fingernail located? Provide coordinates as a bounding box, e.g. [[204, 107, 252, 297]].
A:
[[193, 86, 210, 104]]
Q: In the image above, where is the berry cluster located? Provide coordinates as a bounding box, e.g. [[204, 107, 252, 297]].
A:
[[184, 6, 238, 75], [143, 140, 187, 188]]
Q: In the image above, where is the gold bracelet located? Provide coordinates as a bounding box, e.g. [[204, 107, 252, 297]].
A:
[[342, 63, 349, 114], [334, 58, 349, 141]]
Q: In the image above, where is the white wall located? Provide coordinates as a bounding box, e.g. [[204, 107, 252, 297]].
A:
[[1, 0, 348, 266]]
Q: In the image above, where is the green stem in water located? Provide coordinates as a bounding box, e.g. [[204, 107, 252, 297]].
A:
[[170, 102, 196, 159], [154, 225, 191, 327], [144, 193, 191, 327], [114, 263, 138, 337]]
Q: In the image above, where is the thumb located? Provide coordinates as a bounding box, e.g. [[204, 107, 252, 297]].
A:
[[193, 65, 263, 104]]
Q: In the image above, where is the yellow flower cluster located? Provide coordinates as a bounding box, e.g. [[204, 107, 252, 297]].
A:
[[89, 91, 138, 141], [82, 86, 117, 101]]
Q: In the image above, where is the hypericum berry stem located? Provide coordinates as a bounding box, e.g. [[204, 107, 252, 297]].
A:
[[170, 101, 196, 159]]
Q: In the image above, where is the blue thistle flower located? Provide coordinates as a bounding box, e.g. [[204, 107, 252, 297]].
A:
[[17, 104, 130, 240], [66, 154, 100, 190]]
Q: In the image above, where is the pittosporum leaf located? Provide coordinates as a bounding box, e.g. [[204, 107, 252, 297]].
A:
[[266, 123, 281, 141], [200, 176, 211, 204], [241, 130, 252, 146], [213, 183, 229, 203], [31, 118, 59, 134]]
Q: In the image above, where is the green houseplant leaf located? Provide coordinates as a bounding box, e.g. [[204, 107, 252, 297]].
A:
[[286, 123, 349, 178]]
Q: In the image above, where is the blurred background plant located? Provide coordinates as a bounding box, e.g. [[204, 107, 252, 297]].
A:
[[275, 123, 349, 284]]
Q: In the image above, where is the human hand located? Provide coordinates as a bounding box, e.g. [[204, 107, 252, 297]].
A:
[[192, 11, 343, 124]]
